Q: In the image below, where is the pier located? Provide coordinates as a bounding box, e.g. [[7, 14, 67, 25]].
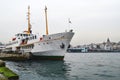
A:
[[0, 53, 30, 61]]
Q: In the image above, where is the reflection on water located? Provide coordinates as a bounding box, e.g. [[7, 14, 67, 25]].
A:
[[6, 53, 120, 80], [6, 60, 71, 80]]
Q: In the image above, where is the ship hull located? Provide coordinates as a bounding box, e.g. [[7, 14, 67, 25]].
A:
[[31, 50, 65, 60], [32, 56, 64, 60], [31, 31, 74, 60]]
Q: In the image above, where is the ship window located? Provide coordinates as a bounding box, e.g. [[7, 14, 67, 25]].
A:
[[24, 34, 26, 36], [31, 37, 32, 40], [49, 37, 51, 39], [35, 35, 36, 39], [33, 36, 34, 39], [29, 37, 31, 40], [17, 34, 19, 36], [43, 35, 45, 37], [27, 38, 29, 40], [32, 45, 34, 48]]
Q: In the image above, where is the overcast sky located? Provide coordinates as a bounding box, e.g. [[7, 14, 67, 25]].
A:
[[0, 0, 120, 45]]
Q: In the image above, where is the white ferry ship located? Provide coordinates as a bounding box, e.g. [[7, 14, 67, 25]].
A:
[[4, 6, 74, 60]]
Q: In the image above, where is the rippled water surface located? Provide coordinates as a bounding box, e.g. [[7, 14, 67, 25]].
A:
[[6, 53, 120, 80]]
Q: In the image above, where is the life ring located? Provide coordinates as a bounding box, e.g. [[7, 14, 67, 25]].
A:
[[40, 37, 43, 41], [60, 43, 65, 49]]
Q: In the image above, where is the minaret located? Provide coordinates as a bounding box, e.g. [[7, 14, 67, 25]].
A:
[[27, 6, 31, 34], [107, 38, 110, 43], [45, 6, 49, 35]]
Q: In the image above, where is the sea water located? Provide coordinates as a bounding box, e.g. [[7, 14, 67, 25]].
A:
[[6, 53, 120, 80]]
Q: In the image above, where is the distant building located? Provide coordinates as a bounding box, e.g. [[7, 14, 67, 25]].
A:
[[0, 42, 5, 52], [85, 38, 120, 52], [68, 38, 120, 52], [104, 38, 113, 50], [99, 42, 105, 50], [88, 43, 97, 50]]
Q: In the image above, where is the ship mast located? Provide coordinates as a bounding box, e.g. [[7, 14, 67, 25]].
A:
[[45, 6, 49, 35], [27, 6, 31, 34]]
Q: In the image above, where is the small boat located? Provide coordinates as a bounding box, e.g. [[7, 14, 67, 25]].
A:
[[67, 47, 88, 53]]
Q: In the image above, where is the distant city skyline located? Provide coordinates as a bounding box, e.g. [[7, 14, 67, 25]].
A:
[[0, 0, 120, 45]]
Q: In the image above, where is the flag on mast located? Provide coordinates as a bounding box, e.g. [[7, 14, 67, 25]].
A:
[[68, 18, 72, 24], [45, 6, 47, 11]]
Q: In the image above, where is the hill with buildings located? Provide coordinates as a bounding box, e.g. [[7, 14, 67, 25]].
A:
[[68, 38, 120, 53]]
